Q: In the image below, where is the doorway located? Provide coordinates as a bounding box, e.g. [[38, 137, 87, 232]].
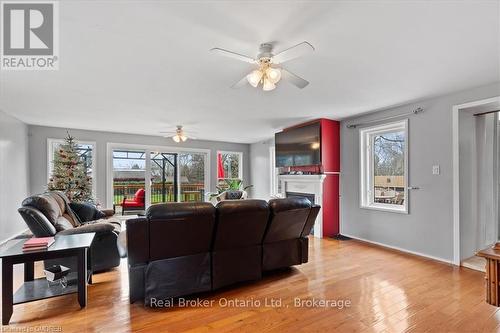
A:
[[151, 152, 178, 204], [453, 97, 500, 269]]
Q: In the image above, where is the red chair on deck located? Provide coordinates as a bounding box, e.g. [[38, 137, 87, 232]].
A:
[[122, 188, 145, 215]]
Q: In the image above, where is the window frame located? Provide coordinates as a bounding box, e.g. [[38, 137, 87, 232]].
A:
[[217, 150, 243, 181], [47, 138, 97, 197], [359, 119, 409, 214]]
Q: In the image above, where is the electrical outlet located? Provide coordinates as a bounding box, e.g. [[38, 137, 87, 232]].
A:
[[432, 165, 440, 175]]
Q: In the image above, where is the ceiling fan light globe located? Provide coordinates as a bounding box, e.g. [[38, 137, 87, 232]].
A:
[[246, 70, 263, 88], [262, 78, 276, 91], [172, 135, 181, 143], [266, 67, 281, 84], [180, 135, 187, 142]]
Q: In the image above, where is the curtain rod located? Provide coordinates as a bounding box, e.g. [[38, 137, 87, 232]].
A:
[[346, 107, 424, 129], [473, 109, 500, 117]]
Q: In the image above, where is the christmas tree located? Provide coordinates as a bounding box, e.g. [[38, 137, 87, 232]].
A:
[[48, 133, 93, 202]]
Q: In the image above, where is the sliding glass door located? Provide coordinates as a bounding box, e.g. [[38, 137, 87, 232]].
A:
[[108, 144, 209, 212]]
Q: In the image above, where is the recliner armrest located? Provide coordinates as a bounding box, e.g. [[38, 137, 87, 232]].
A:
[[58, 222, 116, 236], [100, 208, 115, 217]]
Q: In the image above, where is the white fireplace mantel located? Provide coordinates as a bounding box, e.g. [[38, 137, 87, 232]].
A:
[[279, 174, 326, 238]]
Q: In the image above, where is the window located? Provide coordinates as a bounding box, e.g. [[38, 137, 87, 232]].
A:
[[48, 138, 96, 196], [179, 152, 207, 202], [217, 151, 242, 181], [360, 120, 408, 213]]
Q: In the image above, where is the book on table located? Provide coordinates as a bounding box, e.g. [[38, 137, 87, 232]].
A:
[[23, 237, 55, 252]]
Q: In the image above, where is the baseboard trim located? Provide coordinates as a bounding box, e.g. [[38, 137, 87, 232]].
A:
[[341, 233, 454, 266], [0, 228, 29, 246]]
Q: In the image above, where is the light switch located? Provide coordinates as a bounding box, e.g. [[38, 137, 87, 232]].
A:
[[432, 165, 440, 175]]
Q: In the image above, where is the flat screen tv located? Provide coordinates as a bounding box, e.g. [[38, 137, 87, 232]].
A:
[[275, 122, 321, 167]]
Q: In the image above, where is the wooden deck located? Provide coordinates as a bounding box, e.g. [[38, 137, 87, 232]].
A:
[[0, 238, 496, 332]]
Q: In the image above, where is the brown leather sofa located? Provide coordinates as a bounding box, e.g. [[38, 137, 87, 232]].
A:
[[18, 191, 121, 272], [126, 197, 320, 304]]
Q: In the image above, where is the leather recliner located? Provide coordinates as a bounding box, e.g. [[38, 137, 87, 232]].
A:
[[211, 200, 270, 289], [18, 191, 121, 272], [127, 202, 216, 304]]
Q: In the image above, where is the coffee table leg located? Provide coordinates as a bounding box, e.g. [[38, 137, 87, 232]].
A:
[[24, 261, 34, 282], [2, 259, 13, 325], [77, 249, 88, 308]]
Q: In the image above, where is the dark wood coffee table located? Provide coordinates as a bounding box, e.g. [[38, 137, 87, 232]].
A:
[[0, 233, 95, 325]]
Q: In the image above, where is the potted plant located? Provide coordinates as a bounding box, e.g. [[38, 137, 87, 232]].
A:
[[208, 179, 253, 203]]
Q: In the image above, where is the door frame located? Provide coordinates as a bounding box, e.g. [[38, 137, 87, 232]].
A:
[[452, 96, 500, 265]]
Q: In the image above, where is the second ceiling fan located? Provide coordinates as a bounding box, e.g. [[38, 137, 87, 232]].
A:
[[210, 41, 314, 91]]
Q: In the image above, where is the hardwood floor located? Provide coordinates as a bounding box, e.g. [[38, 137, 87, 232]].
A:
[[1, 237, 497, 332]]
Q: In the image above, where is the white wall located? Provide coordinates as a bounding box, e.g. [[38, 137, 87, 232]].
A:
[[0, 111, 29, 243], [249, 138, 274, 199], [341, 82, 500, 262], [28, 126, 251, 206]]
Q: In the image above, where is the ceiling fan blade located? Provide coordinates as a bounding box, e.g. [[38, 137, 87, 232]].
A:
[[272, 41, 314, 64], [210, 48, 256, 64], [231, 75, 248, 89], [281, 68, 309, 89]]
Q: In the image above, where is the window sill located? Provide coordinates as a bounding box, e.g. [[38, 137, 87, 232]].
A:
[[360, 204, 408, 215]]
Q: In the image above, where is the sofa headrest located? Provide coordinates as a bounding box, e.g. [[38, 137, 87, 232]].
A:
[[268, 197, 311, 213], [146, 202, 215, 220], [216, 199, 269, 214], [22, 194, 63, 225]]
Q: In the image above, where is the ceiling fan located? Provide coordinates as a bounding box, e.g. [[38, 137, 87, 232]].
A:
[[210, 41, 314, 91], [159, 125, 197, 143]]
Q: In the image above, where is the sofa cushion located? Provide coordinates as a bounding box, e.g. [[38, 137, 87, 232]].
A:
[[49, 191, 81, 226], [54, 216, 75, 231], [70, 202, 106, 223]]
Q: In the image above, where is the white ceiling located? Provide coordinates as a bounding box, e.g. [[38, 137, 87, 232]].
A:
[[1, 1, 499, 143]]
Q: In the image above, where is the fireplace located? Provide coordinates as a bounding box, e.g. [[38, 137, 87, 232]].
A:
[[286, 192, 315, 205], [279, 174, 326, 238]]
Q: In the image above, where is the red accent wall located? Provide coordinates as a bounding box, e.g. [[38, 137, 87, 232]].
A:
[[280, 118, 341, 237], [319, 119, 340, 236], [322, 174, 339, 236], [320, 119, 340, 172]]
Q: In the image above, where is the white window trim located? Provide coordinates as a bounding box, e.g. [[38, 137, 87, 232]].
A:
[[359, 119, 409, 214], [269, 146, 278, 196], [47, 138, 97, 197], [106, 142, 211, 208], [217, 150, 243, 180]]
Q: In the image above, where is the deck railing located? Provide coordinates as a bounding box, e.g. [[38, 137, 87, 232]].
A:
[[113, 183, 205, 204]]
